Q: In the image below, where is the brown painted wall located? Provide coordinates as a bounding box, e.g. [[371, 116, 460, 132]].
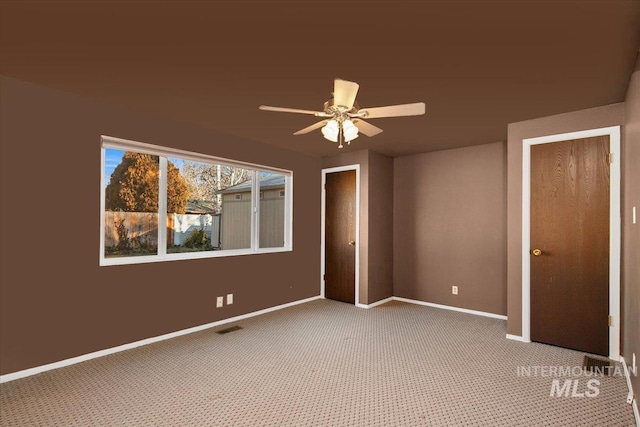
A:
[[0, 76, 321, 375], [366, 151, 394, 304], [622, 55, 640, 394], [393, 142, 507, 315], [506, 103, 624, 336]]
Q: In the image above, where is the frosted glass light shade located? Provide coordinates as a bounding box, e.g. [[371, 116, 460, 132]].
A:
[[342, 119, 359, 141], [321, 119, 339, 142]]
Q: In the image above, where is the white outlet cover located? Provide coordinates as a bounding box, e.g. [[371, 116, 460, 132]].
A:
[[227, 294, 233, 305], [216, 297, 224, 308]]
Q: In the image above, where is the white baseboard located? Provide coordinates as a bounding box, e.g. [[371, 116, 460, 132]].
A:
[[392, 297, 507, 320], [0, 295, 322, 384], [620, 355, 640, 427], [506, 334, 530, 343], [356, 297, 394, 309]]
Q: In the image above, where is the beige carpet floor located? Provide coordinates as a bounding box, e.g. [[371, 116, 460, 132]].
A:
[[0, 299, 635, 426]]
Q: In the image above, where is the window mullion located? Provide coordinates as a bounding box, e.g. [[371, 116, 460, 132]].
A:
[[285, 175, 292, 249], [158, 157, 167, 256], [252, 170, 259, 251]]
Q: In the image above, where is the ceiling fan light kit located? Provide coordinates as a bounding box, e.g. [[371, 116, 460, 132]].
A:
[[259, 78, 425, 149]]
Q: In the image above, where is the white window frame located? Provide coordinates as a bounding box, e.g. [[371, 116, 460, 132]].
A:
[[100, 135, 293, 266]]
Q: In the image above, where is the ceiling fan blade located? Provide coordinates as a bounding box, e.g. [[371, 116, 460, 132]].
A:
[[293, 120, 328, 135], [333, 78, 359, 110], [360, 102, 425, 119], [259, 105, 322, 115], [353, 119, 383, 137]]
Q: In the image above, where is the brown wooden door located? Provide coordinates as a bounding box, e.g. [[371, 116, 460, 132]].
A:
[[325, 170, 356, 304], [530, 136, 610, 356]]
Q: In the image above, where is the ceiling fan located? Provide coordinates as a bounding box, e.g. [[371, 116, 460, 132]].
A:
[[259, 78, 426, 148]]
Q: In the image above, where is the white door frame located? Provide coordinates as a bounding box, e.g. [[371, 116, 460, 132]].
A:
[[321, 165, 361, 306], [521, 126, 621, 360]]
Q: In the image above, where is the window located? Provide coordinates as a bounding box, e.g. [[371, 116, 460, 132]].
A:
[[103, 148, 160, 258], [101, 136, 293, 266], [258, 172, 287, 249]]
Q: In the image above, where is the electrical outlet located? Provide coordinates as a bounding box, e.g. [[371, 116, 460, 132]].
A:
[[216, 296, 224, 308], [227, 294, 233, 305], [452, 286, 458, 295], [627, 392, 634, 405]]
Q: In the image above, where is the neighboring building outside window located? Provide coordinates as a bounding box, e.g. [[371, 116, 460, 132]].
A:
[[221, 172, 287, 250]]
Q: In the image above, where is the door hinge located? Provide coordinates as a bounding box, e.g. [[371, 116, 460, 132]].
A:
[[607, 153, 612, 164], [608, 315, 613, 327], [324, 183, 326, 190], [323, 274, 326, 281]]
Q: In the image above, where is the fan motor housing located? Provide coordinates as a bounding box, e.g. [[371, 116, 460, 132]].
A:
[[323, 99, 360, 115]]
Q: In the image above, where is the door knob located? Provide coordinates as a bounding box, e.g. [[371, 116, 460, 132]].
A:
[[531, 248, 543, 256], [348, 240, 356, 246]]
